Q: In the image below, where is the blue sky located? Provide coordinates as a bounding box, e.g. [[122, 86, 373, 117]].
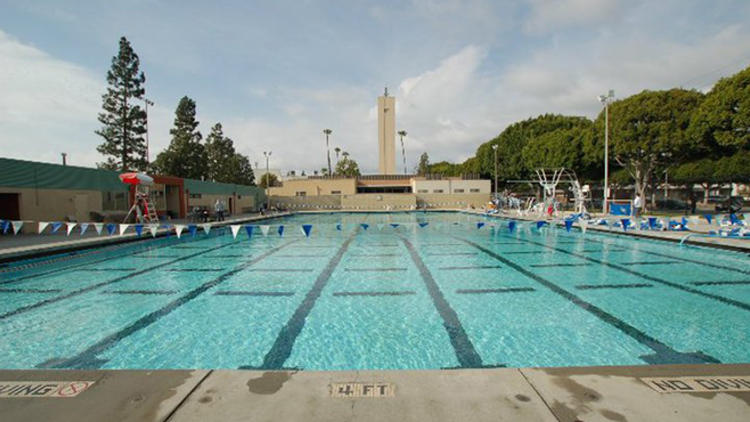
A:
[[1, 0, 749, 173]]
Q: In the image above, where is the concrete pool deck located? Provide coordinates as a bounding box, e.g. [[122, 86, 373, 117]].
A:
[[1, 364, 749, 421]]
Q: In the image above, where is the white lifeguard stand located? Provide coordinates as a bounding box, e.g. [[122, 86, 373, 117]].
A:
[[120, 172, 159, 223], [534, 168, 589, 216]]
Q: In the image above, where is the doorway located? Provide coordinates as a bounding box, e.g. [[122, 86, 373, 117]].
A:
[[0, 193, 20, 220]]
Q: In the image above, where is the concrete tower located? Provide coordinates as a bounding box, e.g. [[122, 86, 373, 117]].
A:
[[377, 87, 396, 174]]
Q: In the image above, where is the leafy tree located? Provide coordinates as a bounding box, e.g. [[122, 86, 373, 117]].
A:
[[521, 125, 592, 172], [258, 173, 279, 189], [204, 122, 254, 185], [428, 161, 463, 177], [715, 150, 750, 183], [671, 159, 719, 203], [95, 36, 148, 171], [585, 89, 703, 211], [416, 152, 430, 175], [335, 153, 361, 177], [232, 153, 255, 185], [152, 96, 207, 179], [690, 65, 750, 154]]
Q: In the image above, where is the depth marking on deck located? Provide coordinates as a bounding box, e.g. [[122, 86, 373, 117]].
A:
[[0, 381, 95, 398], [330, 382, 395, 398], [641, 376, 750, 393], [455, 236, 720, 365]]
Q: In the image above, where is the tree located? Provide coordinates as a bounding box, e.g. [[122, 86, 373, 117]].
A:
[[152, 96, 207, 179], [204, 122, 254, 185], [521, 125, 592, 172], [95, 36, 148, 171], [416, 152, 430, 175], [335, 153, 361, 177], [671, 159, 719, 204], [258, 173, 278, 189], [428, 161, 463, 177], [586, 89, 703, 212], [232, 153, 255, 185], [334, 147, 341, 162]]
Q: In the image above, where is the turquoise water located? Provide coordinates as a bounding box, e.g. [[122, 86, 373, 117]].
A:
[[0, 211, 748, 370]]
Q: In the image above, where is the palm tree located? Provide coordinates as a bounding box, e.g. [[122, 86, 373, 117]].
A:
[[323, 129, 332, 177], [398, 130, 408, 175], [334, 147, 341, 163]]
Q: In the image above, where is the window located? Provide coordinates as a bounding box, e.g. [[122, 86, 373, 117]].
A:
[[331, 190, 342, 195], [189, 193, 202, 199], [295, 191, 307, 196], [454, 189, 465, 193], [433, 189, 444, 193], [417, 189, 429, 193], [102, 191, 128, 211], [470, 188, 480, 193]]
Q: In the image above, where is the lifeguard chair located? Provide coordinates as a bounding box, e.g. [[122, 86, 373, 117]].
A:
[[120, 172, 159, 223]]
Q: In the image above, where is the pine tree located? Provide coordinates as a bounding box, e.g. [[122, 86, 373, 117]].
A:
[[152, 96, 207, 179], [416, 152, 430, 176], [205, 122, 255, 185], [96, 37, 148, 171], [232, 153, 255, 185]]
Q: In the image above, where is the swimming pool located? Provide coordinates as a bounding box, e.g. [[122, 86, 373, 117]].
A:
[[1, 212, 748, 370]]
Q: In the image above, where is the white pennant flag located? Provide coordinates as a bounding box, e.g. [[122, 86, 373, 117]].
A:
[[11, 221, 24, 235], [174, 224, 186, 238], [119, 224, 130, 235], [260, 225, 270, 237], [580, 220, 588, 234], [93, 223, 104, 235], [201, 224, 211, 235], [377, 223, 384, 231], [230, 225, 241, 239], [38, 221, 49, 234], [66, 222, 77, 236], [149, 224, 159, 237], [79, 223, 89, 236]]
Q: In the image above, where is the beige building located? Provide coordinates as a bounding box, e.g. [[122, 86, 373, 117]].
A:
[[377, 90, 396, 175]]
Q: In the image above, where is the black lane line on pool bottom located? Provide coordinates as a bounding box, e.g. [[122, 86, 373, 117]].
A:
[[691, 280, 750, 286], [456, 287, 535, 294], [455, 236, 720, 365], [439, 265, 503, 270], [344, 267, 407, 272], [250, 234, 356, 370], [214, 291, 295, 297], [0, 288, 62, 294], [530, 263, 591, 268], [74, 268, 138, 272], [499, 235, 750, 313], [401, 237, 485, 369], [619, 261, 680, 266], [639, 250, 750, 276], [332, 291, 416, 297], [41, 239, 299, 369], [575, 283, 653, 290], [0, 241, 239, 321], [103, 290, 178, 295]]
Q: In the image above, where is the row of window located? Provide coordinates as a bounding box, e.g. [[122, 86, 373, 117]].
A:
[[416, 189, 481, 194]]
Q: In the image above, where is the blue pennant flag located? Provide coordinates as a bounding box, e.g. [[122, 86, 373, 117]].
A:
[[419, 222, 429, 228], [477, 222, 485, 229], [564, 220, 574, 232], [536, 221, 548, 230], [302, 224, 313, 237], [508, 221, 516, 233], [1, 220, 9, 234], [277, 225, 285, 237], [245, 225, 255, 238], [134, 224, 144, 236], [621, 218, 631, 231], [730, 214, 740, 225], [51, 222, 63, 233], [336, 223, 342, 231], [360, 223, 369, 230], [188, 225, 198, 237], [106, 223, 116, 235], [648, 217, 658, 229], [390, 223, 399, 228], [704, 214, 713, 224]]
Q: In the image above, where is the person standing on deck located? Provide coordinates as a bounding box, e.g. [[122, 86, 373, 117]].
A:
[[214, 199, 225, 221], [633, 194, 643, 217]]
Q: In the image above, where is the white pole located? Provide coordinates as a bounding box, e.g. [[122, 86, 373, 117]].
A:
[[603, 101, 609, 214]]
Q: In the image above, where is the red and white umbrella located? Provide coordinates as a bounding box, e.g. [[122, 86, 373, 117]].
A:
[[119, 172, 154, 186]]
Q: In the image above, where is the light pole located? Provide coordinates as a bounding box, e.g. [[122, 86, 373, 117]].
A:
[[598, 90, 615, 214], [263, 151, 272, 210], [398, 130, 407, 175], [144, 98, 154, 166], [323, 129, 332, 176], [492, 144, 498, 199]]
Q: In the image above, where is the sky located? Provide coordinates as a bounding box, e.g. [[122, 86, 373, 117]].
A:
[[1, 0, 749, 174]]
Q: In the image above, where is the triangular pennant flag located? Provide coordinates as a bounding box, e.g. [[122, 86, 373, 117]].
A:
[[360, 223, 369, 230], [174, 224, 186, 238], [51, 222, 63, 233], [302, 224, 313, 237], [536, 221, 548, 230], [277, 225, 285, 237], [580, 219, 588, 234], [620, 218, 631, 231], [390, 223, 399, 229], [336, 223, 342, 231], [1, 220, 9, 234], [419, 222, 429, 228], [564, 219, 574, 232], [38, 221, 50, 234], [134, 224, 144, 237], [230, 225, 241, 239], [260, 225, 270, 237], [106, 223, 117, 235], [704, 214, 713, 225], [377, 223, 384, 231], [201, 224, 211, 235], [508, 221, 516, 233], [93, 223, 103, 235], [477, 222, 485, 229], [79, 223, 89, 236], [149, 224, 159, 237], [66, 222, 77, 236], [11, 221, 24, 235], [648, 217, 658, 229], [245, 225, 255, 238], [119, 224, 130, 236], [188, 225, 198, 237]]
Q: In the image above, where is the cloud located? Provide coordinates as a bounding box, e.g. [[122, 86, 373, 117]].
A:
[[523, 0, 624, 34]]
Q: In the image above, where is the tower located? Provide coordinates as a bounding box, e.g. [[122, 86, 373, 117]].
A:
[[377, 87, 396, 174]]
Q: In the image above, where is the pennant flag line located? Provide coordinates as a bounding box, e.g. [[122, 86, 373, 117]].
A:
[[79, 223, 89, 236], [260, 225, 270, 237], [245, 225, 254, 239], [230, 225, 241, 239], [93, 223, 103, 235], [360, 223, 369, 230], [11, 221, 24, 235], [119, 224, 130, 236], [564, 220, 573, 232], [201, 224, 211, 235], [149, 224, 159, 238], [477, 222, 485, 229], [66, 223, 77, 236], [106, 223, 116, 235], [302, 224, 313, 237], [278, 225, 285, 237], [51, 222, 63, 233], [134, 224, 144, 237], [508, 221, 516, 233], [188, 225, 198, 237]]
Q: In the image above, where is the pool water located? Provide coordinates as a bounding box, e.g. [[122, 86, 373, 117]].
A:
[[0, 212, 748, 370]]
